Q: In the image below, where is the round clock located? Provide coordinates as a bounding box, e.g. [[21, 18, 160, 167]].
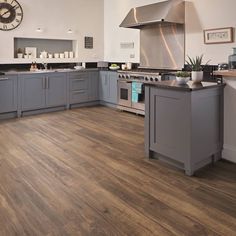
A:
[[0, 0, 23, 31]]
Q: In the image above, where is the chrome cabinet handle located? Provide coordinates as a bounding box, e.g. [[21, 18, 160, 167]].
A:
[[42, 77, 46, 89], [46, 77, 49, 89], [0, 77, 9, 81]]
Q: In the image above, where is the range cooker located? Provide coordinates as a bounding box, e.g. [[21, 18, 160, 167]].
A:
[[117, 69, 176, 115]]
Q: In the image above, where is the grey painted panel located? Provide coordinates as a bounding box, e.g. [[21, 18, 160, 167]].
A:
[[88, 71, 99, 101], [69, 75, 89, 91], [191, 89, 223, 163], [109, 72, 118, 104], [99, 71, 110, 102], [0, 75, 17, 113], [20, 74, 46, 110], [69, 72, 89, 104], [46, 73, 67, 107], [149, 88, 190, 163], [99, 71, 118, 104], [69, 90, 89, 104]]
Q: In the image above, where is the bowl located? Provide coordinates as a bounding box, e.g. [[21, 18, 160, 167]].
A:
[[176, 76, 190, 85], [74, 66, 84, 70], [109, 66, 120, 70]]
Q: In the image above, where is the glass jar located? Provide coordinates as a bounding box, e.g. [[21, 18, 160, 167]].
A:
[[228, 48, 236, 70]]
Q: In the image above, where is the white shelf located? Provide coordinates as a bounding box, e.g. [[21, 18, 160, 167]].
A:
[[0, 58, 81, 64]]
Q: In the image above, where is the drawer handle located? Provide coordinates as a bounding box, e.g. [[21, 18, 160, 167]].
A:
[[72, 79, 85, 81], [72, 90, 85, 94], [0, 77, 9, 81]]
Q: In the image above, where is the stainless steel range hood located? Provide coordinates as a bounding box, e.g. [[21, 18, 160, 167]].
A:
[[120, 0, 185, 28], [120, 0, 185, 70]]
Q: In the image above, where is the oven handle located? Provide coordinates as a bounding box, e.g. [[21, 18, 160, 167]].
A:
[[118, 80, 132, 83]]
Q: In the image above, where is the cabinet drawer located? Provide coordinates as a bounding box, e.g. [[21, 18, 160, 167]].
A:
[[70, 78, 88, 91], [69, 90, 89, 104], [0, 76, 17, 113]]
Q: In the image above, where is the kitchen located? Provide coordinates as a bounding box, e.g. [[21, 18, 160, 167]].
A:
[[0, 0, 236, 235]]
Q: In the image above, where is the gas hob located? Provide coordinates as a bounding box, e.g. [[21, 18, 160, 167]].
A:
[[117, 69, 176, 82]]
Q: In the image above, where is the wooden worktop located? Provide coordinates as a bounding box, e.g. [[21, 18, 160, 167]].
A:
[[213, 70, 236, 77]]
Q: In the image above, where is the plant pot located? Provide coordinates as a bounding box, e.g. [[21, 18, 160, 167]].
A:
[[191, 71, 203, 83], [17, 53, 23, 58], [176, 76, 190, 85]]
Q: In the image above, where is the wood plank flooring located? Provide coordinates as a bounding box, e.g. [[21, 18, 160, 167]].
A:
[[0, 106, 235, 236]]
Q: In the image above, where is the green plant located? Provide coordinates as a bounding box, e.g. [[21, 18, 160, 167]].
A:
[[186, 54, 210, 71], [17, 48, 23, 54], [176, 71, 190, 77]]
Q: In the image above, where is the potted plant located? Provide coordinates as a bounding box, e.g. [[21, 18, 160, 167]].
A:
[[186, 55, 210, 83], [175, 71, 191, 85], [17, 48, 23, 58]]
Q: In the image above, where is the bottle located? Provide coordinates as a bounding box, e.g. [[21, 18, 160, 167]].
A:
[[228, 48, 236, 70]]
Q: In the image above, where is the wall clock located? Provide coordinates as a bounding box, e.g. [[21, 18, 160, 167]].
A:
[[0, 0, 23, 31]]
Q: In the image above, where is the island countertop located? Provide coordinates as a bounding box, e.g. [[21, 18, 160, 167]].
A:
[[144, 80, 225, 91], [213, 70, 236, 77]]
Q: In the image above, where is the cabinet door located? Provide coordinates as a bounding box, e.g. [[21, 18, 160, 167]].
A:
[[69, 72, 89, 104], [88, 71, 99, 101], [149, 87, 189, 163], [99, 71, 109, 102], [108, 72, 118, 104], [46, 73, 67, 107], [20, 74, 46, 110], [0, 75, 17, 113]]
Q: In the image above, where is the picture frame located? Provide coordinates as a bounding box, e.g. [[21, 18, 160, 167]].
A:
[[204, 27, 233, 44]]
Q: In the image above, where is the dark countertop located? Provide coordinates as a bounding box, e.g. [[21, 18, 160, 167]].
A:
[[144, 80, 225, 91], [0, 68, 98, 75]]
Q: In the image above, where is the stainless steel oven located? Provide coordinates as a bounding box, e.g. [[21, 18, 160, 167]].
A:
[[118, 80, 132, 107], [117, 69, 175, 115]]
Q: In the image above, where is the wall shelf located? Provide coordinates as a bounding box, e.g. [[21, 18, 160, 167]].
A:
[[0, 58, 80, 65]]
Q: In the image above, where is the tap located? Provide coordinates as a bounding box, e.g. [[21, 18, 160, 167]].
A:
[[42, 63, 48, 70]]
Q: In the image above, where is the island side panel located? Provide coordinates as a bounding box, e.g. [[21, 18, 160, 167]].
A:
[[190, 87, 224, 169]]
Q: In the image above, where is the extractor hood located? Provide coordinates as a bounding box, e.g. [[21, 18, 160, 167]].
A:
[[120, 0, 185, 28]]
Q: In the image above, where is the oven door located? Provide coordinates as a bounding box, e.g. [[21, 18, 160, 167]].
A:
[[118, 80, 132, 107]]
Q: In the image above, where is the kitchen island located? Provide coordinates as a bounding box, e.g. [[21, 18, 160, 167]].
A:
[[145, 80, 225, 176]]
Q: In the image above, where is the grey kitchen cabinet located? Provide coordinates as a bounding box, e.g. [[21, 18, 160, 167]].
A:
[[108, 71, 118, 104], [99, 71, 109, 102], [68, 71, 99, 105], [19, 72, 67, 111], [0, 75, 17, 113], [145, 82, 225, 176], [46, 73, 67, 107], [69, 72, 89, 104], [88, 71, 99, 101], [20, 73, 46, 110], [99, 71, 118, 104]]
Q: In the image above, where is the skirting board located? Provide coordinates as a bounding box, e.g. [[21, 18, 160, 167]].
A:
[[222, 144, 236, 163]]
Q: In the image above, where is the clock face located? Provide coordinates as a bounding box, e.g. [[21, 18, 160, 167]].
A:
[[0, 0, 23, 31]]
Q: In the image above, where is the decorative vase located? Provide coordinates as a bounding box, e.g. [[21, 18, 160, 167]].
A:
[[191, 71, 203, 83]]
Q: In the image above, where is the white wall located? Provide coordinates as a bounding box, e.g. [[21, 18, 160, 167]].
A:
[[104, 0, 236, 64], [104, 0, 162, 63], [0, 0, 104, 62]]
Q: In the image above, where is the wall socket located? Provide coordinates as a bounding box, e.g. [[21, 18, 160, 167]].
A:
[[130, 54, 135, 58]]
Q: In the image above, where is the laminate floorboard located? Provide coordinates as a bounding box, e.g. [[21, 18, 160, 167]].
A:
[[0, 106, 235, 236]]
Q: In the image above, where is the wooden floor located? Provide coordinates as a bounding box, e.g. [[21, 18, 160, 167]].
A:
[[0, 106, 235, 236]]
